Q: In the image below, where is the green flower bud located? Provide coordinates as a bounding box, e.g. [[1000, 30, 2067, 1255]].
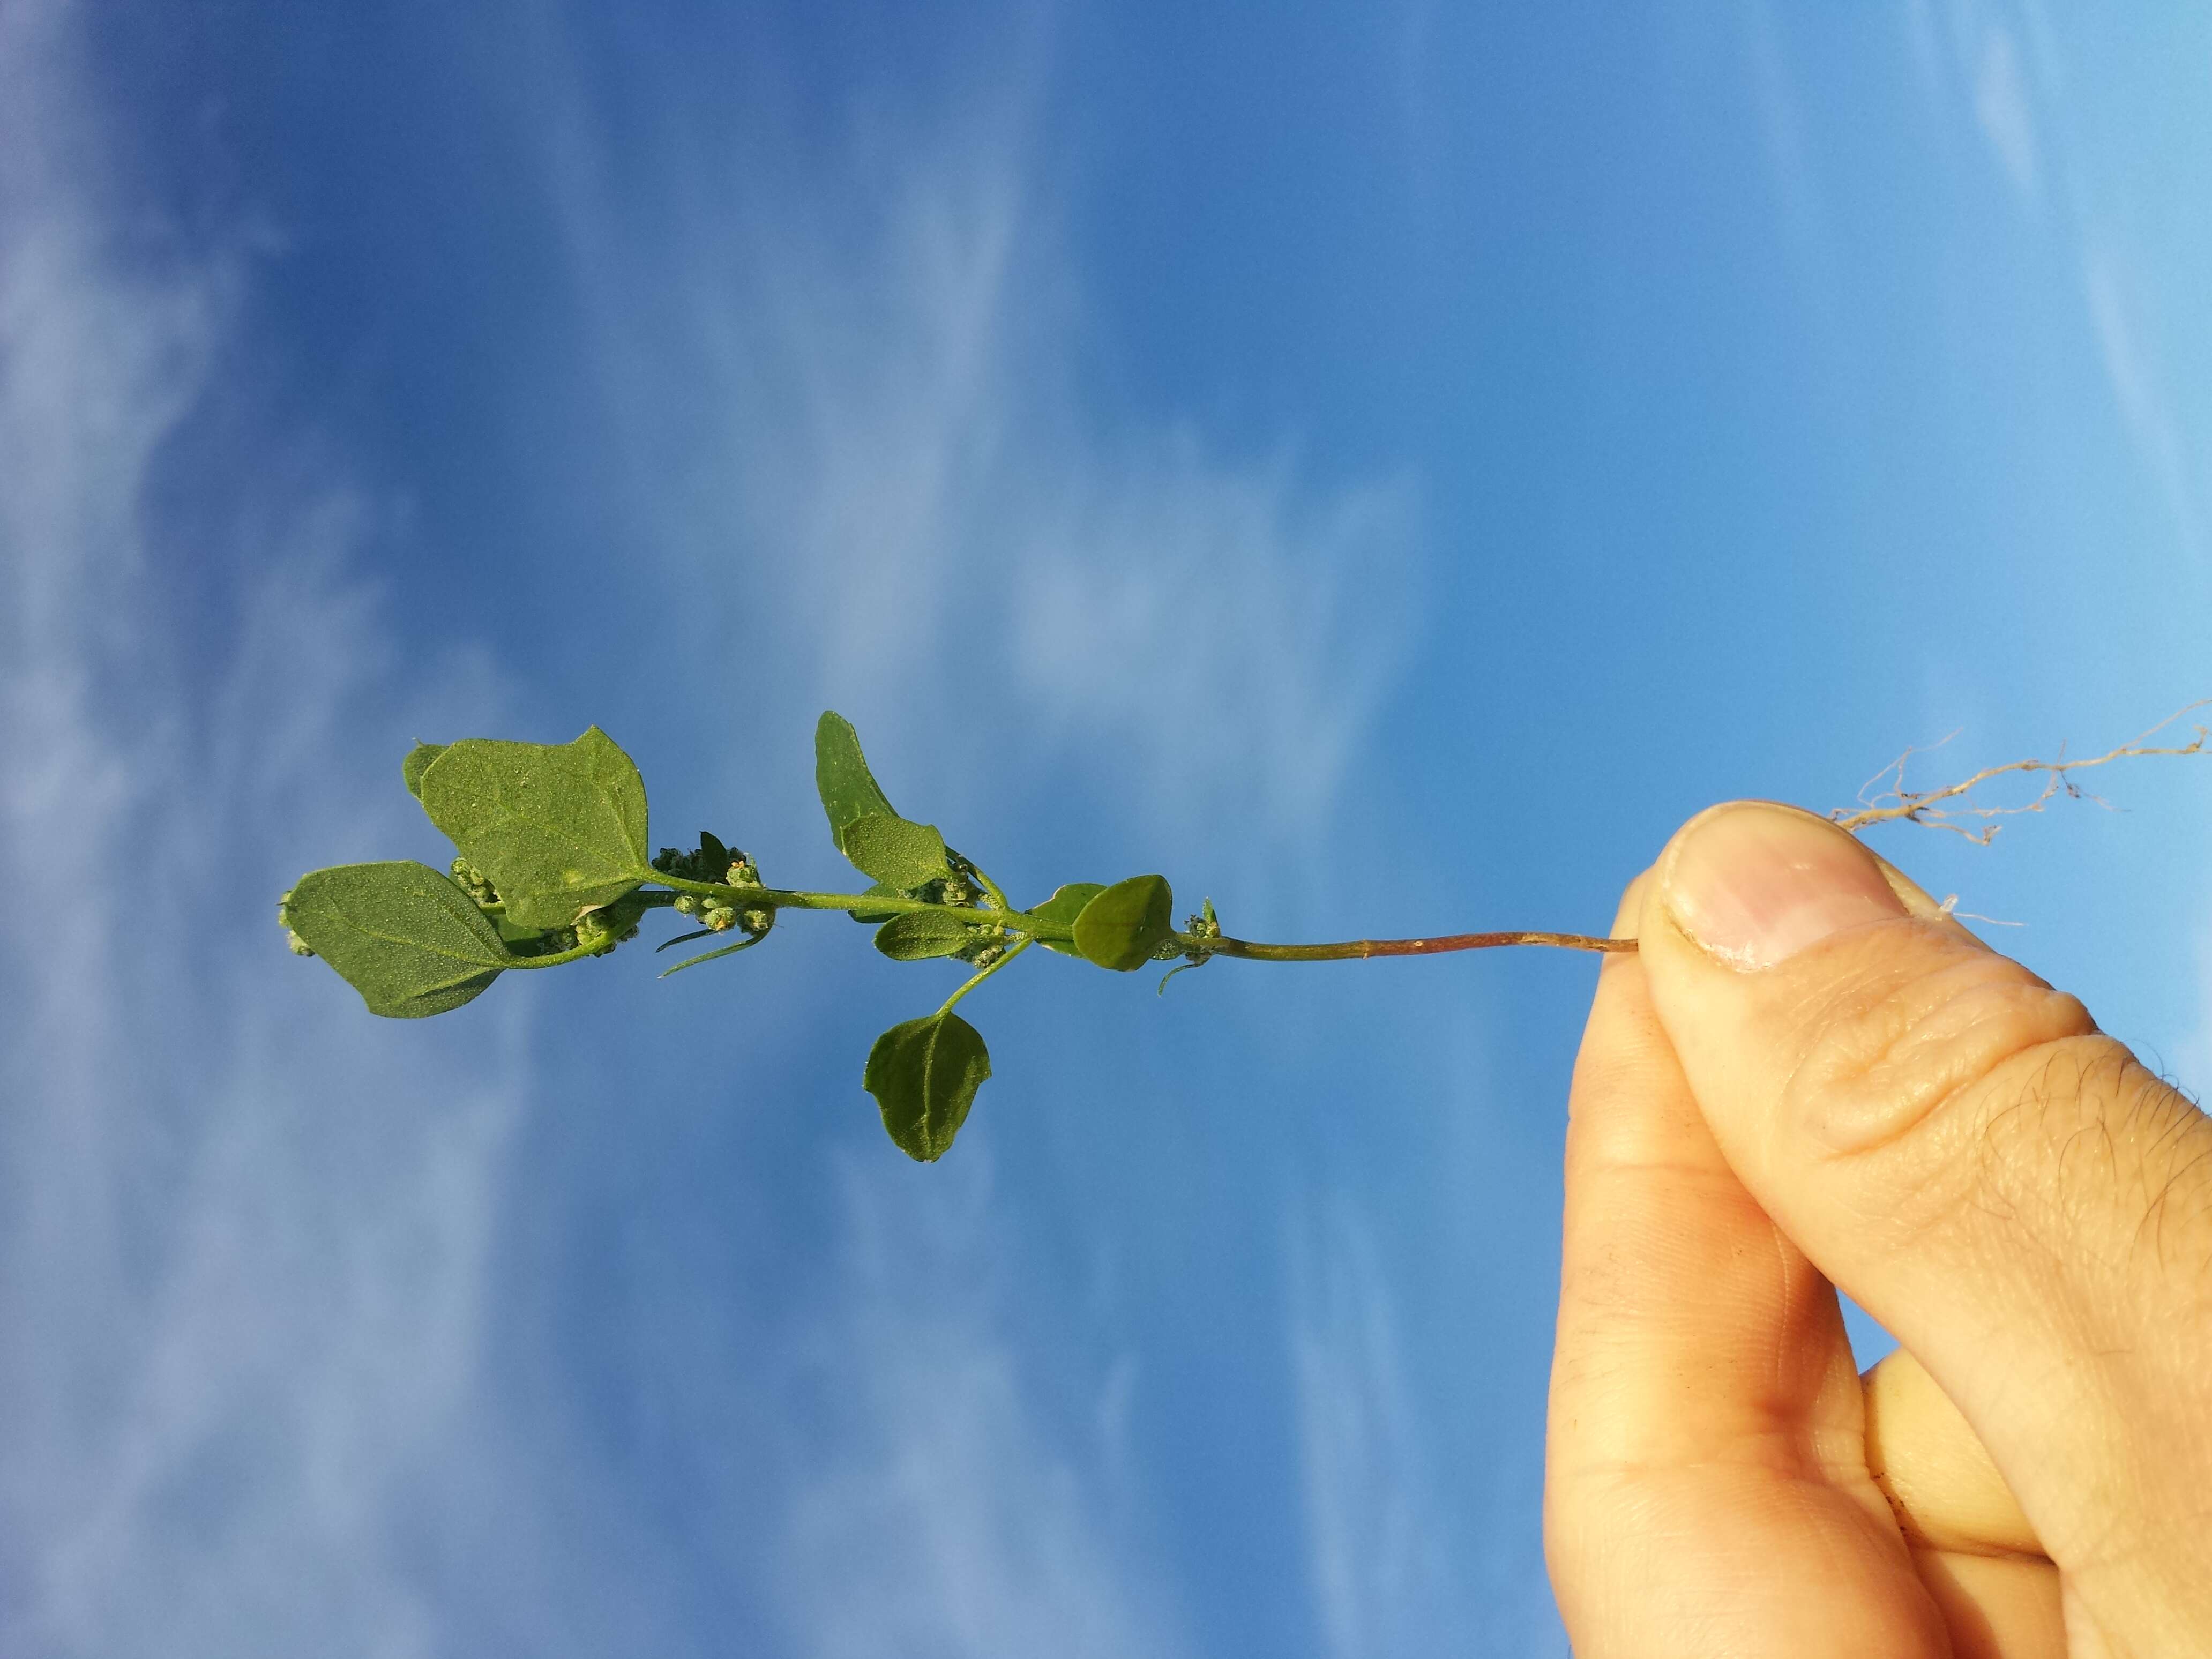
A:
[[449, 857, 499, 906]]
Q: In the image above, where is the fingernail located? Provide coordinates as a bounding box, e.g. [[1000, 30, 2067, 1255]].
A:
[[1660, 803, 1907, 970]]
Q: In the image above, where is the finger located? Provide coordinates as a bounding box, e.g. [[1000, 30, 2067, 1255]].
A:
[[1635, 801, 2212, 1645], [1908, 1550, 2066, 1659], [1863, 1349, 2037, 1558], [1546, 873, 1946, 1657], [1864, 1349, 2065, 1658]]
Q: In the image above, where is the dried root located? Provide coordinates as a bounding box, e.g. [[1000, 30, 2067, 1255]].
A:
[[1833, 700, 2211, 843]]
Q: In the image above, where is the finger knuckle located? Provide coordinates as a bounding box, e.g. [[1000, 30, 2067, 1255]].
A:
[[1781, 933, 2093, 1165], [1781, 932, 2212, 1303]]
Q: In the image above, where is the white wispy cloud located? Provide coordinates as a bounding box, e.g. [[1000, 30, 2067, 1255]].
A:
[[2081, 245, 2201, 558], [539, 41, 1422, 853], [1289, 1199, 1476, 1659], [0, 6, 1430, 1650], [1968, 21, 2039, 202], [1915, 0, 2202, 557], [772, 1155, 1187, 1659], [0, 5, 546, 1653], [1738, 0, 1829, 260]]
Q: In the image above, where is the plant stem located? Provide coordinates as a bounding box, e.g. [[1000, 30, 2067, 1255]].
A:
[[645, 875, 1636, 961], [936, 938, 1034, 1016], [952, 853, 1012, 912], [505, 938, 626, 970], [1194, 930, 1636, 960], [648, 874, 1071, 940]]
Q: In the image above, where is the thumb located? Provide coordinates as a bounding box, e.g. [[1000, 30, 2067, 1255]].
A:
[[1635, 802, 2212, 1636]]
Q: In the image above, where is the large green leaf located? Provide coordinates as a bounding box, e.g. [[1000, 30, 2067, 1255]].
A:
[[873, 911, 977, 961], [402, 742, 448, 802], [814, 711, 899, 842], [1027, 882, 1104, 956], [418, 727, 651, 928], [1072, 874, 1175, 971], [863, 1012, 991, 1161], [286, 861, 512, 1017], [841, 813, 952, 891]]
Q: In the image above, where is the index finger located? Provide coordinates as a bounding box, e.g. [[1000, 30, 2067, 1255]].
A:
[[1545, 873, 1941, 1657]]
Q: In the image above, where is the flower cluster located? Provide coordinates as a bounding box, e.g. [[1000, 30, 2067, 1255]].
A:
[[653, 832, 775, 940], [276, 888, 315, 956]]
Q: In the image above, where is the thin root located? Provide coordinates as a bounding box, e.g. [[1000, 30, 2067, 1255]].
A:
[[1832, 699, 2211, 843]]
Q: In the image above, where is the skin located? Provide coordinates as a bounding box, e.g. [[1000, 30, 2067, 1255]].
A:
[[1545, 803, 2212, 1657]]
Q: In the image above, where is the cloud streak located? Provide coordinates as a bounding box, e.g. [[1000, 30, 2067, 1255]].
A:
[[539, 41, 1422, 851], [2, 4, 1434, 1650], [771, 1156, 1189, 1659], [1, 6, 541, 1653], [1289, 1200, 1471, 1659], [1915, 0, 2202, 557]]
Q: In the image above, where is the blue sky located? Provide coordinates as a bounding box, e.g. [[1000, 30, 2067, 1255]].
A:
[[4, 2, 2211, 1654]]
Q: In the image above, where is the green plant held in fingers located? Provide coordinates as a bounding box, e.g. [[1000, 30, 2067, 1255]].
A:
[[281, 706, 2210, 1161]]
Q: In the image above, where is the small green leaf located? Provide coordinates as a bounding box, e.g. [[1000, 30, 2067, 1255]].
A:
[[1028, 882, 1105, 956], [840, 813, 952, 891], [419, 727, 651, 929], [286, 861, 513, 1017], [1072, 875, 1175, 971], [402, 742, 449, 801], [873, 911, 978, 961], [815, 711, 899, 843], [658, 931, 767, 978], [863, 1012, 991, 1161]]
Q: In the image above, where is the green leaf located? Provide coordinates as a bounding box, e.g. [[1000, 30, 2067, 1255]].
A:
[[1072, 874, 1175, 971], [873, 911, 977, 961], [863, 1012, 991, 1161], [812, 712, 960, 891], [1028, 882, 1105, 956], [402, 742, 449, 801], [658, 931, 768, 978], [815, 711, 899, 843], [418, 727, 651, 929], [286, 861, 513, 1017], [840, 813, 952, 891]]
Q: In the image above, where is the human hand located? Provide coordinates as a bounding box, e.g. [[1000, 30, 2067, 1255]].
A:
[[1545, 802, 2212, 1657]]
